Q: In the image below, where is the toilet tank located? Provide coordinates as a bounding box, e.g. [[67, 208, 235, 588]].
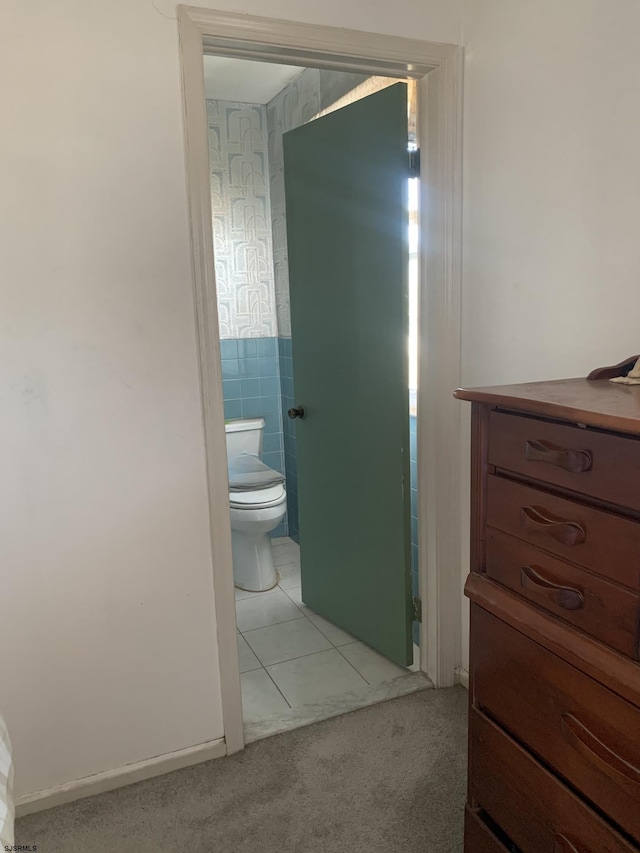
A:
[[225, 418, 264, 460]]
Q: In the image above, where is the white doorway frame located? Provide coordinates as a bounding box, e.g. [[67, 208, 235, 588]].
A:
[[178, 5, 463, 755]]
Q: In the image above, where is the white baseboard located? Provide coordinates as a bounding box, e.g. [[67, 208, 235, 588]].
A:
[[15, 737, 226, 817], [455, 666, 469, 690]]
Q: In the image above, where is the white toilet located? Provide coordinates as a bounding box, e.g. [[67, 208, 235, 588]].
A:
[[225, 418, 287, 592]]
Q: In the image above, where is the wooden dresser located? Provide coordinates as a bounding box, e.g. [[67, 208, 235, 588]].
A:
[[455, 372, 640, 853]]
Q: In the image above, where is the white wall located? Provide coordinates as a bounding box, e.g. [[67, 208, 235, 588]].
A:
[[0, 0, 229, 798], [0, 0, 462, 800], [155, 0, 464, 45], [459, 0, 640, 669]]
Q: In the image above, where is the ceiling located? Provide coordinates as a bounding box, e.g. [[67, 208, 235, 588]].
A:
[[202, 56, 306, 104]]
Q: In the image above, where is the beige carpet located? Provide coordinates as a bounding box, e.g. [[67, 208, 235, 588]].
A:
[[17, 687, 467, 853]]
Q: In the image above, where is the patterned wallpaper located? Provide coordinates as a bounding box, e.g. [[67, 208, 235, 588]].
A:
[[207, 100, 277, 339], [208, 72, 372, 339]]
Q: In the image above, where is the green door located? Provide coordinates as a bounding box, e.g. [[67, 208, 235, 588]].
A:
[[283, 83, 412, 666]]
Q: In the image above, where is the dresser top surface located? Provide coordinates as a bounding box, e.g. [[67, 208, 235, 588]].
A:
[[454, 378, 640, 435]]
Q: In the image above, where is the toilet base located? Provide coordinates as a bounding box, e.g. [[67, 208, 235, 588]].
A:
[[231, 531, 278, 592]]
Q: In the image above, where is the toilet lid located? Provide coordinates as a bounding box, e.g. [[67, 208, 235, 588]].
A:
[[228, 453, 285, 491], [229, 483, 286, 508]]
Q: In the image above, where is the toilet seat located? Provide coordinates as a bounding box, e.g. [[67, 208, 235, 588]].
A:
[[228, 453, 286, 509], [229, 484, 286, 509]]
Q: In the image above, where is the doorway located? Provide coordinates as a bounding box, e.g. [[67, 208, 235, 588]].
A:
[[206, 59, 426, 740], [178, 7, 463, 756]]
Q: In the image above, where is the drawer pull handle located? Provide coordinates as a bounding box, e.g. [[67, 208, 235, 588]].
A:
[[525, 439, 592, 473], [561, 712, 640, 787], [521, 565, 585, 610], [554, 834, 588, 853], [520, 505, 586, 546]]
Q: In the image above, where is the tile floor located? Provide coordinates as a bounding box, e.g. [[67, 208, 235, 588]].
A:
[[237, 537, 430, 741]]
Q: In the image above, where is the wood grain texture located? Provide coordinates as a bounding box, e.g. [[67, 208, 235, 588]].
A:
[[465, 573, 640, 708], [471, 605, 640, 843], [470, 403, 490, 575], [469, 706, 638, 853], [485, 528, 639, 657], [463, 806, 514, 853], [488, 410, 640, 512], [487, 475, 640, 590], [455, 378, 640, 435], [460, 378, 640, 852]]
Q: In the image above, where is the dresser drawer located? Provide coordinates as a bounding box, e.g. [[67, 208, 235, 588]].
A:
[[472, 605, 640, 843], [469, 706, 638, 853], [464, 806, 517, 853], [485, 528, 639, 656], [487, 475, 640, 590], [489, 411, 640, 512]]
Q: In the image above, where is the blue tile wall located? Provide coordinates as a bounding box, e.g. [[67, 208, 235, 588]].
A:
[[279, 337, 299, 542], [410, 413, 420, 647], [221, 336, 287, 538]]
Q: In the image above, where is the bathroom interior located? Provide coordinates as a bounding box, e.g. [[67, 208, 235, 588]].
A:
[[205, 55, 425, 740]]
